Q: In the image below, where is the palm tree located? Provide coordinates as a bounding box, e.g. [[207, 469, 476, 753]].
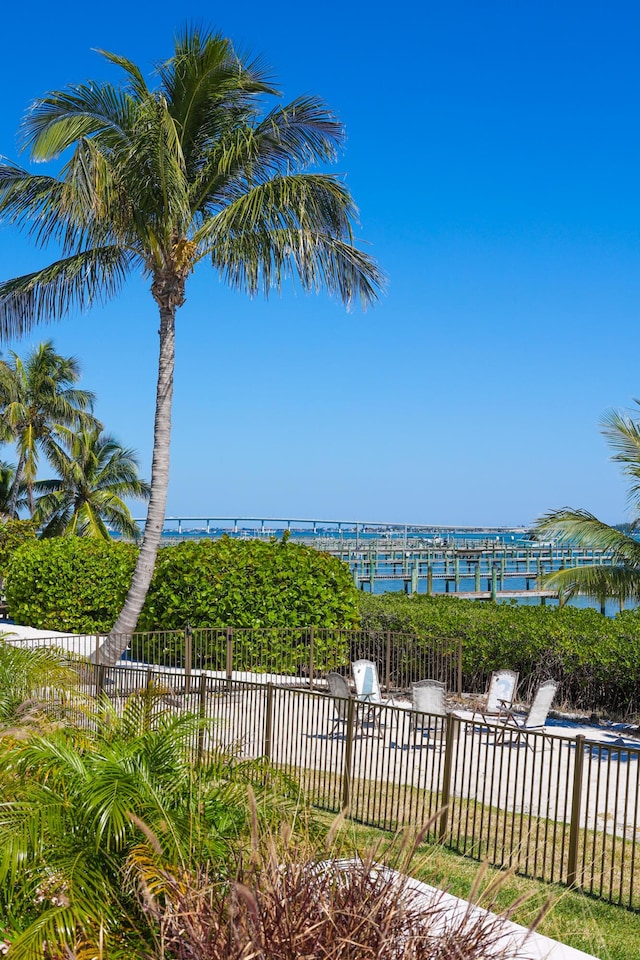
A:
[[0, 459, 26, 516], [32, 426, 150, 540], [535, 403, 640, 611], [0, 639, 80, 731], [0, 27, 383, 661], [0, 341, 97, 516]]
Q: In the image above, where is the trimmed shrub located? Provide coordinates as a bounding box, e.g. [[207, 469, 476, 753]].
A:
[[0, 519, 38, 582], [5, 538, 137, 632], [138, 536, 360, 631], [5, 537, 360, 655]]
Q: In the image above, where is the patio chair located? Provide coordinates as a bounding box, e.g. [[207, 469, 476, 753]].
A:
[[351, 659, 385, 733], [326, 672, 361, 737], [494, 679, 558, 749], [410, 678, 447, 737], [472, 669, 519, 722], [352, 659, 383, 704]]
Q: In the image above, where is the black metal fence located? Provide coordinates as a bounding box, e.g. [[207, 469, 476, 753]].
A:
[[20, 627, 463, 696], [70, 661, 640, 911]]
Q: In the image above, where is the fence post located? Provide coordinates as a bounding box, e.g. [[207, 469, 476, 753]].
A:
[[385, 631, 392, 694], [341, 697, 356, 811], [144, 668, 153, 732], [263, 683, 274, 761], [226, 627, 233, 687], [308, 627, 315, 691], [184, 622, 192, 695], [197, 672, 208, 764], [567, 735, 585, 888], [438, 713, 458, 842], [96, 663, 106, 697]]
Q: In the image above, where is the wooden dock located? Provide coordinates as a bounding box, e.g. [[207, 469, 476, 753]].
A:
[[143, 516, 619, 604]]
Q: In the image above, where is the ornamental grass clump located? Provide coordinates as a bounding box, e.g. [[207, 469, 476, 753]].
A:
[[139, 826, 546, 960]]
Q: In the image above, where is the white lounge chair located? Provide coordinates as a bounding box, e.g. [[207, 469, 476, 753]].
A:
[[472, 669, 519, 722], [351, 659, 385, 733], [495, 679, 558, 748], [410, 678, 447, 737], [352, 659, 383, 704]]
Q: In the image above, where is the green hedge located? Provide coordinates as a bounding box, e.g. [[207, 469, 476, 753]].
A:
[[138, 536, 360, 631], [358, 592, 640, 715], [0, 519, 38, 582], [6, 535, 360, 638], [5, 538, 137, 632]]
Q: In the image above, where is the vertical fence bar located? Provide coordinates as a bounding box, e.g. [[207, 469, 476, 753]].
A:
[[96, 663, 106, 697], [308, 627, 315, 691], [184, 623, 192, 695], [457, 640, 463, 696], [263, 683, 274, 761], [567, 734, 586, 888], [197, 671, 208, 764], [341, 697, 356, 810], [226, 627, 233, 685], [385, 631, 391, 694], [438, 712, 458, 841]]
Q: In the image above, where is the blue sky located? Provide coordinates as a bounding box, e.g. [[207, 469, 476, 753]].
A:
[[0, 0, 639, 527]]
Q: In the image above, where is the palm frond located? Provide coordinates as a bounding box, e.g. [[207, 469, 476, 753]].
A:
[[0, 164, 87, 252], [160, 29, 276, 144], [20, 82, 138, 160], [534, 507, 640, 566], [197, 174, 382, 308], [0, 247, 134, 337], [94, 48, 150, 99], [212, 228, 382, 309], [190, 96, 344, 210], [600, 404, 640, 514], [541, 563, 640, 604]]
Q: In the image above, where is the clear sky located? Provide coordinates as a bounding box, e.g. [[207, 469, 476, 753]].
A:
[[0, 0, 638, 528]]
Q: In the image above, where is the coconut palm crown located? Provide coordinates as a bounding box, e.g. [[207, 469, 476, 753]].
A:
[[32, 426, 150, 540], [0, 27, 383, 661], [0, 341, 97, 517], [535, 403, 640, 611]]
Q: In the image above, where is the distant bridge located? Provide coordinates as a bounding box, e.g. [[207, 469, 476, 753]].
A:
[[132, 514, 529, 542]]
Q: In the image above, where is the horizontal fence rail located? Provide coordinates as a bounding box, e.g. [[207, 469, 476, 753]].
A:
[[9, 621, 640, 713], [8, 627, 463, 697], [38, 660, 640, 912]]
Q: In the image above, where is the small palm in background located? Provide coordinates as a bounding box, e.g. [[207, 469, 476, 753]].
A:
[[33, 426, 150, 540], [0, 340, 97, 517], [535, 403, 640, 611]]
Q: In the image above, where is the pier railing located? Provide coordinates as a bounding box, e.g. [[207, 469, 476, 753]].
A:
[[54, 663, 640, 911]]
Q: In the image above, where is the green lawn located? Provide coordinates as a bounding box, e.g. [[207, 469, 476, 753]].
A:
[[327, 818, 640, 960]]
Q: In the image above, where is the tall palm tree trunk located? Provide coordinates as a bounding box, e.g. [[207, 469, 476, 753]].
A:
[[97, 303, 176, 663]]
